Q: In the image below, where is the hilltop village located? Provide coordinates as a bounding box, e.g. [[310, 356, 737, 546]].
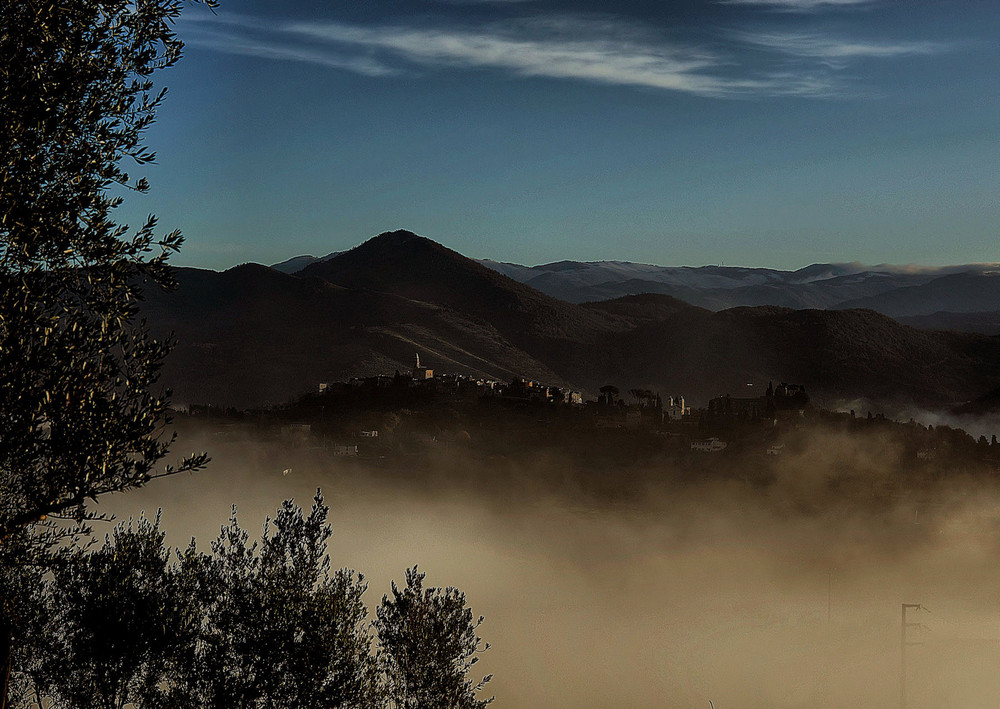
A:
[[179, 355, 1000, 496], [187, 354, 808, 451]]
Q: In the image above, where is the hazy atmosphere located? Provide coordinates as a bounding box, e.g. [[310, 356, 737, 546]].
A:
[[102, 3, 1000, 704], [102, 422, 1000, 708], [5, 0, 1000, 708]]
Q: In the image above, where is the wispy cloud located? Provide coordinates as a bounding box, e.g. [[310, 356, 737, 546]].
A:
[[182, 11, 950, 99], [720, 0, 879, 10], [735, 30, 948, 67], [184, 26, 396, 76], [286, 21, 719, 93], [186, 13, 839, 98]]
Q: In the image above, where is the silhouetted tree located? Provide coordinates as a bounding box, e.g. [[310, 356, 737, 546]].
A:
[[599, 385, 619, 408], [376, 566, 493, 709], [164, 492, 378, 709], [0, 0, 217, 538], [10, 495, 383, 709], [0, 530, 47, 709], [1, 1, 215, 701], [629, 389, 657, 409], [25, 515, 186, 709]]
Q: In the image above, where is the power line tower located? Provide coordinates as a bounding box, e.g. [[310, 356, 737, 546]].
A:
[[901, 603, 929, 709]]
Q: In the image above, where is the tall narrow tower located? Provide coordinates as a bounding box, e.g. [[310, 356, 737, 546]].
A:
[[413, 353, 433, 380]]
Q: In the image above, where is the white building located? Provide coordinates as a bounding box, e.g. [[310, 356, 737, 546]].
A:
[[413, 353, 433, 380], [664, 395, 689, 420], [691, 437, 727, 452]]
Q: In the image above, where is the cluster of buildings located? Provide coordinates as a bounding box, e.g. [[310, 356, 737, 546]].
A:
[[707, 382, 809, 420], [306, 354, 810, 456], [317, 354, 585, 406], [319, 354, 808, 425]]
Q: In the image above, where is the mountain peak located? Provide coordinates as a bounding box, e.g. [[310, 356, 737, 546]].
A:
[[372, 228, 420, 241], [296, 229, 622, 345], [364, 229, 432, 249], [331, 229, 460, 267]]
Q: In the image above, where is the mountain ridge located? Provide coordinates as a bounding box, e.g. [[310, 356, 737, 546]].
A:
[[138, 231, 1000, 410], [278, 247, 1000, 322], [475, 258, 1000, 317]]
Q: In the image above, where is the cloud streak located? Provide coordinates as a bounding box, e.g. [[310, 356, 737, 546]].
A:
[[286, 20, 739, 96], [735, 30, 947, 63], [721, 0, 879, 10], [186, 13, 839, 98], [182, 11, 948, 99], [184, 27, 397, 76], [432, 0, 537, 4]]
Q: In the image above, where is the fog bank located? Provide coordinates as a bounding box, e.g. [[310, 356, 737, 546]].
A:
[[97, 431, 1000, 708]]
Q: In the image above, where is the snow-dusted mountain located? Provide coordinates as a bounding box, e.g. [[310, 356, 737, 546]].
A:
[[271, 247, 1000, 329], [476, 259, 1000, 313], [480, 259, 806, 293]]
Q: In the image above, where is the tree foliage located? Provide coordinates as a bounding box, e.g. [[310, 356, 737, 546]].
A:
[[36, 515, 188, 709], [0, 529, 47, 709], [376, 567, 493, 709], [0, 0, 216, 538], [8, 495, 494, 709], [1, 2, 496, 705], [167, 493, 378, 709], [2, 4, 217, 705]]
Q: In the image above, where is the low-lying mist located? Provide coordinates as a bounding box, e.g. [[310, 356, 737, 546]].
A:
[[97, 425, 1000, 708]]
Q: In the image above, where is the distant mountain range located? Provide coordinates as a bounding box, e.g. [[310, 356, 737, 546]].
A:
[[477, 258, 1000, 321], [278, 251, 1000, 332], [270, 252, 341, 274], [137, 231, 1000, 410]]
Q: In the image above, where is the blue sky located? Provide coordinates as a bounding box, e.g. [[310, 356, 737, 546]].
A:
[[124, 0, 999, 270]]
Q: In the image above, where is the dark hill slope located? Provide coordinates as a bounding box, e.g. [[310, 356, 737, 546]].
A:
[[298, 230, 625, 346], [136, 241, 1000, 410], [896, 311, 1000, 336], [836, 272, 1000, 317], [591, 306, 1000, 406], [702, 272, 925, 311], [954, 385, 1000, 415], [582, 293, 708, 323], [140, 265, 571, 407]]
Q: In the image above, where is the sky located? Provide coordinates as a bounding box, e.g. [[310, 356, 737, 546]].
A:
[[123, 0, 1000, 271]]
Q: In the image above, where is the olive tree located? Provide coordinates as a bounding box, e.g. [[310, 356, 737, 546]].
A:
[[32, 515, 189, 709], [0, 0, 216, 538], [375, 567, 493, 709], [11, 495, 381, 709], [164, 493, 379, 709], [0, 530, 48, 709], [1, 0, 216, 703]]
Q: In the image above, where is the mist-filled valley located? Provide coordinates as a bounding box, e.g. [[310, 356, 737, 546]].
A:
[[7, 0, 1000, 707], [95, 416, 1000, 709]]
